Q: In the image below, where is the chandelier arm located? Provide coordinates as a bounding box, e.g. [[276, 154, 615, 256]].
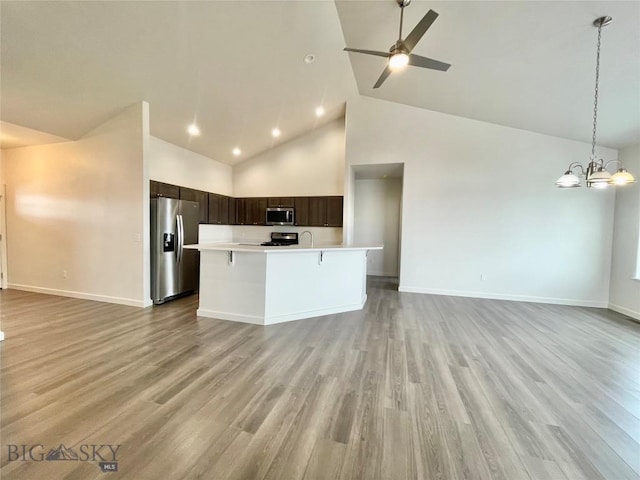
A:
[[566, 162, 586, 175], [603, 159, 622, 171]]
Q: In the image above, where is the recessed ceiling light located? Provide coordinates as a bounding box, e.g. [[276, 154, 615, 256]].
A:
[[187, 124, 200, 136], [315, 106, 325, 117], [232, 147, 241, 156], [303, 54, 315, 64], [271, 128, 281, 138]]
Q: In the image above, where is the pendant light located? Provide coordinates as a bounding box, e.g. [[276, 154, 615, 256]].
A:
[[556, 16, 636, 189]]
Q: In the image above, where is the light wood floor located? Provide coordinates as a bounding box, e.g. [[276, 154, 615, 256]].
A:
[[1, 278, 639, 480]]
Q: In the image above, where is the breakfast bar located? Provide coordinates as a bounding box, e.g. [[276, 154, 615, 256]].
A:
[[184, 243, 382, 325]]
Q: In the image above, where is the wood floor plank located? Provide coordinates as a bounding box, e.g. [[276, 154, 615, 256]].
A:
[[302, 438, 346, 480], [1, 278, 639, 479]]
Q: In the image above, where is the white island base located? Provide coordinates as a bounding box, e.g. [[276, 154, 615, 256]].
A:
[[188, 244, 381, 325]]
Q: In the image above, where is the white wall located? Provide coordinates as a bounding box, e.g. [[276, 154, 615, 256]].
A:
[[141, 106, 151, 304], [148, 136, 232, 196], [609, 142, 640, 320], [345, 97, 617, 307], [354, 178, 402, 276], [1, 102, 150, 307], [233, 118, 345, 197], [0, 152, 5, 339], [0, 152, 6, 290]]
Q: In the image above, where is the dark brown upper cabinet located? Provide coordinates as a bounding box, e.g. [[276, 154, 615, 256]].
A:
[[180, 187, 209, 224], [326, 196, 344, 227], [208, 193, 230, 225], [246, 197, 267, 225], [294, 197, 309, 226], [228, 197, 237, 225], [307, 196, 343, 227], [308, 197, 327, 227], [151, 181, 342, 227], [150, 180, 179, 199], [267, 197, 295, 208], [234, 198, 247, 225]]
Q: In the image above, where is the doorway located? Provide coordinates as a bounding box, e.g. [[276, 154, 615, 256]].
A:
[[352, 163, 404, 279]]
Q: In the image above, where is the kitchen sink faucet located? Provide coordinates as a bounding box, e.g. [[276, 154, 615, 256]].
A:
[[300, 230, 313, 247]]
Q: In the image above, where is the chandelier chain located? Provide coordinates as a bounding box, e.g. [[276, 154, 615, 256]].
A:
[[591, 22, 602, 159]]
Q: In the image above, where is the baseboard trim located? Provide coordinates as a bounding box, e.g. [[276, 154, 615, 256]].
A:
[[368, 271, 398, 277], [397, 285, 608, 308], [7, 284, 150, 308], [197, 309, 265, 325], [198, 295, 367, 325], [265, 297, 367, 325], [608, 303, 640, 322]]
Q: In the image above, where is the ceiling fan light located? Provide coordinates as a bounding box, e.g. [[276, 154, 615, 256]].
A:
[[389, 52, 409, 71], [610, 168, 636, 185], [555, 172, 581, 188]]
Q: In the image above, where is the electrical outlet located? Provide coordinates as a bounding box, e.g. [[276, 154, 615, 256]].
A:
[[480, 274, 486, 281], [62, 270, 68, 279]]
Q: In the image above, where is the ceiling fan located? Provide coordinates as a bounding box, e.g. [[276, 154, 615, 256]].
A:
[[344, 0, 451, 89]]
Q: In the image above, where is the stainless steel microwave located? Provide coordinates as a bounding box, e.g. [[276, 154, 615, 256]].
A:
[[266, 207, 294, 225]]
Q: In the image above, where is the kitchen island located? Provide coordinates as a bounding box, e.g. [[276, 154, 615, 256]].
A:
[[184, 243, 383, 325]]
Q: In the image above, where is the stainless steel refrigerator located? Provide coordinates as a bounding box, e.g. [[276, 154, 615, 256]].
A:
[[151, 197, 200, 304]]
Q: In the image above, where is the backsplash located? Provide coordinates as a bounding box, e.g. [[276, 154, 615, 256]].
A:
[[199, 224, 343, 245]]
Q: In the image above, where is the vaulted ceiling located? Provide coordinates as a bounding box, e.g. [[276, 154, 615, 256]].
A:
[[1, 1, 638, 164], [0, 1, 357, 164], [338, 0, 640, 150]]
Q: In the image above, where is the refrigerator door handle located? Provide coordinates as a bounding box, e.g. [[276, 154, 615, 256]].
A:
[[176, 214, 184, 264]]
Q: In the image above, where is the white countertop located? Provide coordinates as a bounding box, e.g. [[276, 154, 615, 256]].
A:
[[184, 242, 383, 253]]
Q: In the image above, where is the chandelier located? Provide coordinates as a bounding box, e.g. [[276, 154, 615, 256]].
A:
[[556, 16, 636, 189]]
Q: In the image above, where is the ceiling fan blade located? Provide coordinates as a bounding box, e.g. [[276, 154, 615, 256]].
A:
[[408, 54, 450, 71], [403, 9, 439, 53], [344, 47, 390, 59], [373, 66, 392, 89]]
